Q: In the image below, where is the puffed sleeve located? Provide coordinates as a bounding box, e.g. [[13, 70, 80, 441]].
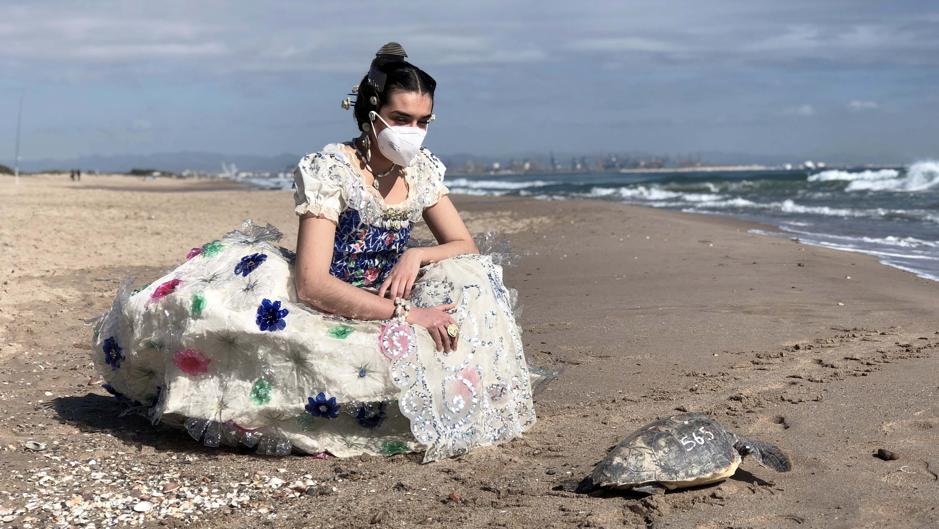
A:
[[293, 152, 345, 223], [420, 147, 450, 209]]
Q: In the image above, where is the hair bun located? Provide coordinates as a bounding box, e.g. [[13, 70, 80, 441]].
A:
[[374, 42, 408, 64]]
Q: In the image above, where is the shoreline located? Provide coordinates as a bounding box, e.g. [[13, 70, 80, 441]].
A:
[[2, 173, 939, 528]]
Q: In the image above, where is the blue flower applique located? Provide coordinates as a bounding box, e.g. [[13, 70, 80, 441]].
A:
[[234, 253, 267, 277], [103, 336, 124, 369], [305, 392, 340, 419], [256, 298, 288, 331], [355, 403, 386, 429]]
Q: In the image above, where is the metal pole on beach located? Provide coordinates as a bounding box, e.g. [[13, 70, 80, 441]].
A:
[[13, 96, 23, 185]]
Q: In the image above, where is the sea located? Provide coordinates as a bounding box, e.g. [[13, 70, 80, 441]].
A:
[[252, 161, 939, 282]]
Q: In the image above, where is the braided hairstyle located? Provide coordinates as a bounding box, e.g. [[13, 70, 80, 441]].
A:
[[353, 42, 437, 132]]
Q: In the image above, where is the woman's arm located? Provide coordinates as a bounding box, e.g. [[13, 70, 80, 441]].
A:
[[376, 195, 478, 301], [294, 213, 396, 320], [295, 212, 459, 351], [417, 195, 479, 264]]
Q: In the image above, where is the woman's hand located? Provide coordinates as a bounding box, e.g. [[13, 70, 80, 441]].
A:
[[406, 303, 458, 353], [377, 248, 424, 300]]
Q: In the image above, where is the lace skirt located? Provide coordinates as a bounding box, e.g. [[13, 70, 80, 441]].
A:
[[91, 223, 537, 462]]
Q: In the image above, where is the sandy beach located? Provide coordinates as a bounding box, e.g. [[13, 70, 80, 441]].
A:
[[1, 173, 938, 529]]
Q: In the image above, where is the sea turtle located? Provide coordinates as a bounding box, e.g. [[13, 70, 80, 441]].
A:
[[576, 413, 791, 494]]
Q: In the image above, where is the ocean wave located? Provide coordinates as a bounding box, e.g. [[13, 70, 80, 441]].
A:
[[695, 198, 935, 223], [452, 188, 511, 196], [809, 242, 935, 261], [581, 185, 727, 203], [848, 161, 939, 192], [808, 168, 898, 182], [751, 228, 939, 282], [808, 161, 939, 192], [446, 178, 551, 190], [775, 199, 863, 217], [781, 228, 939, 249], [688, 197, 758, 208]]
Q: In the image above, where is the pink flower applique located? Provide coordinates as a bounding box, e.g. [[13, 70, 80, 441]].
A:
[[173, 348, 212, 375], [150, 278, 182, 301], [186, 247, 203, 259], [384, 232, 396, 246], [379, 321, 414, 361], [364, 267, 380, 284]]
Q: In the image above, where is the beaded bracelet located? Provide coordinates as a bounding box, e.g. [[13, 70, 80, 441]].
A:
[[393, 297, 411, 323]]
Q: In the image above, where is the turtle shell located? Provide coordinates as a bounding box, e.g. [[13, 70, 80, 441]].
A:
[[586, 413, 741, 490]]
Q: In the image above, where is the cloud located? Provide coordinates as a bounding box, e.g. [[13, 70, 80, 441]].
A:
[[130, 119, 153, 132], [848, 100, 879, 111], [566, 36, 686, 54], [785, 104, 816, 117]]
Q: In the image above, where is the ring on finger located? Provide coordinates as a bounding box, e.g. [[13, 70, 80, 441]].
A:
[[446, 323, 459, 338]]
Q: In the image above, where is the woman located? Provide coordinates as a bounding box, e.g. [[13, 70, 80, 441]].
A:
[[91, 42, 536, 462]]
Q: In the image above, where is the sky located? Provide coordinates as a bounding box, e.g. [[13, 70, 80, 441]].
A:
[[2, 0, 938, 166]]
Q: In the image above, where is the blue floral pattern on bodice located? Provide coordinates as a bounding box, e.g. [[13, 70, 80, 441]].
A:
[[331, 208, 413, 287]]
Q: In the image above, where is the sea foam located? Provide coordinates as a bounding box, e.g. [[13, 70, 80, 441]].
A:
[[809, 161, 939, 192]]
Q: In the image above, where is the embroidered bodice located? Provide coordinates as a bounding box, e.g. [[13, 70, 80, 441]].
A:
[[293, 142, 449, 287]]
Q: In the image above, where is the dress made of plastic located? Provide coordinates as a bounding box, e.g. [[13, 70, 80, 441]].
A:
[[91, 143, 537, 462]]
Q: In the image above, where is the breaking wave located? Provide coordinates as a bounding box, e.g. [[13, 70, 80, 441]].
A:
[[809, 161, 939, 192]]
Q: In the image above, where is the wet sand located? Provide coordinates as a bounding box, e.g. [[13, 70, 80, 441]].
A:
[[1, 173, 937, 528]]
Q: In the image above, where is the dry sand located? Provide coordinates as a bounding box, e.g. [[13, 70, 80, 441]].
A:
[[1, 173, 937, 528]]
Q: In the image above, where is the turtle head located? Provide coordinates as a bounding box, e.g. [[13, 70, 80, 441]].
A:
[[734, 438, 792, 472]]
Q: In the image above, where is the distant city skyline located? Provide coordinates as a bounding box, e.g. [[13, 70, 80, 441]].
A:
[[3, 1, 939, 166]]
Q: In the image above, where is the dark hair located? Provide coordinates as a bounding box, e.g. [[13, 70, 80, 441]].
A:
[[353, 42, 436, 132]]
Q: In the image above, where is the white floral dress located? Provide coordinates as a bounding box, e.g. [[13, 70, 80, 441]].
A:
[[91, 143, 537, 462]]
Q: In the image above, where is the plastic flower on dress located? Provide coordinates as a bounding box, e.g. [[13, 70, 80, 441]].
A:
[[201, 240, 223, 257], [173, 348, 212, 375], [191, 293, 206, 317], [305, 392, 340, 419], [328, 325, 354, 339], [186, 247, 203, 259], [103, 336, 124, 370], [256, 298, 288, 331], [381, 440, 409, 455], [355, 403, 387, 429], [150, 278, 182, 301], [234, 253, 267, 277], [250, 378, 273, 405]]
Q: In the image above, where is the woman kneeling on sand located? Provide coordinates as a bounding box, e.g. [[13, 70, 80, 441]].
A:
[[91, 42, 537, 462]]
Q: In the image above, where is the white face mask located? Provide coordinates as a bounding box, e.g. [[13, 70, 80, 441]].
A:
[[369, 110, 427, 167]]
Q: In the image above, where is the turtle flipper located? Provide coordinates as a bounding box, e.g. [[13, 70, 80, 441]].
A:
[[734, 438, 792, 472]]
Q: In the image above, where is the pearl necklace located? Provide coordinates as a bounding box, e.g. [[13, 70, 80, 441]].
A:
[[353, 138, 399, 190]]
